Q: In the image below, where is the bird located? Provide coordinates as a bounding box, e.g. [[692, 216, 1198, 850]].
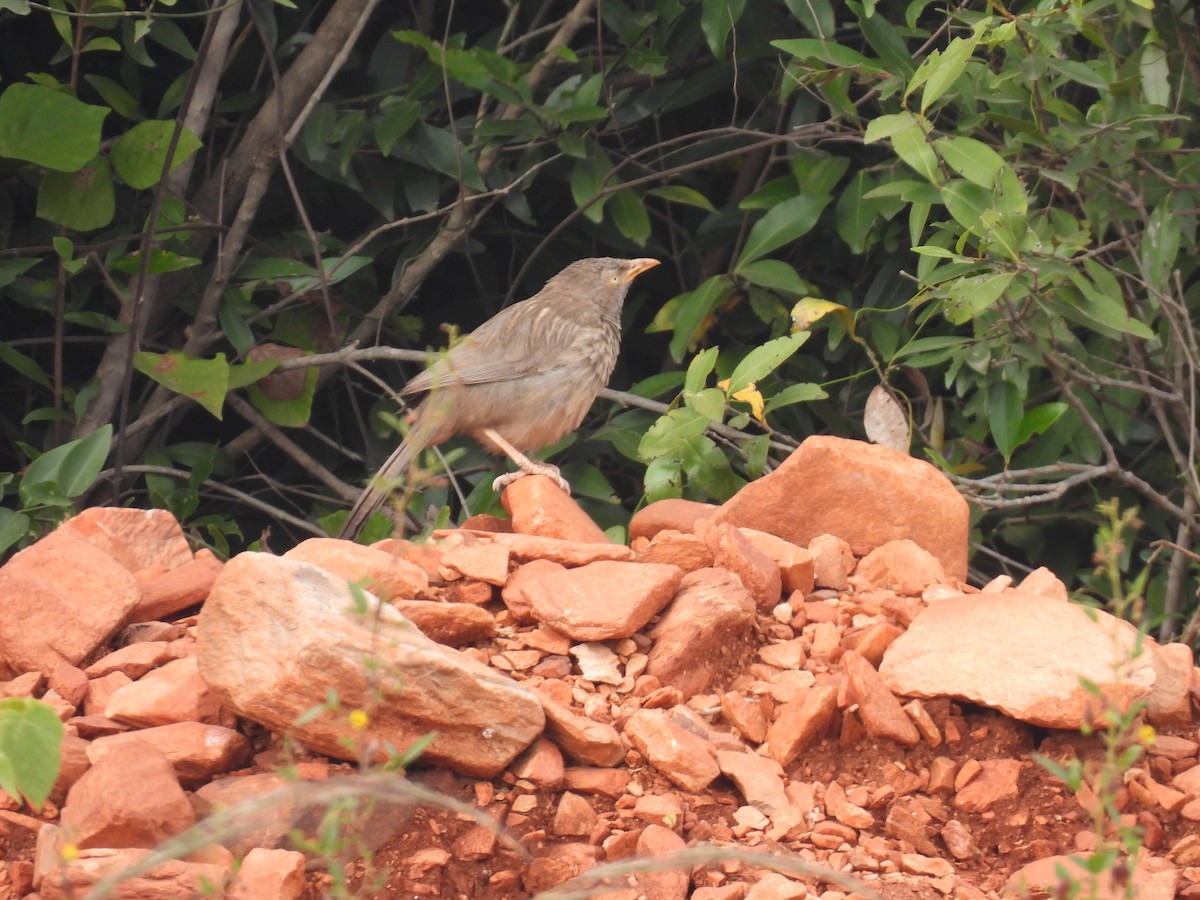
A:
[[337, 256, 661, 539]]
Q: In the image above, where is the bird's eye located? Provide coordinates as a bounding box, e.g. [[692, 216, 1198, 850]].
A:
[[609, 273, 621, 284]]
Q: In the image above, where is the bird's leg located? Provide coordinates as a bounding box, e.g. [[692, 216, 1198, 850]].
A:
[[480, 428, 571, 494]]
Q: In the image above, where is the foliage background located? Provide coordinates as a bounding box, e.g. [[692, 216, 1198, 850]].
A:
[[0, 0, 1197, 642]]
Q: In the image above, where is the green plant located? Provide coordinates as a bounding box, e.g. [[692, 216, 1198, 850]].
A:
[[0, 697, 64, 810]]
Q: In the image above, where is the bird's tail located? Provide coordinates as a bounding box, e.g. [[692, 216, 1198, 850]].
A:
[[337, 432, 421, 541]]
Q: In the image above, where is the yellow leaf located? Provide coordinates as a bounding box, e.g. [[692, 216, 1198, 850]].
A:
[[721, 379, 766, 422], [791, 297, 857, 339]]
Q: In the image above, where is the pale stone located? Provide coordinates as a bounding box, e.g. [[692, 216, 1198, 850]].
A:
[[1148, 642, 1194, 728], [571, 642, 624, 685], [196, 552, 543, 778], [717, 751, 789, 815], [880, 589, 1156, 729], [61, 507, 193, 572], [225, 847, 305, 900], [852, 539, 946, 596], [809, 534, 854, 591]]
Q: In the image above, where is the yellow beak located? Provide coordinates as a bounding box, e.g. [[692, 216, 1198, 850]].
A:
[[622, 258, 661, 282]]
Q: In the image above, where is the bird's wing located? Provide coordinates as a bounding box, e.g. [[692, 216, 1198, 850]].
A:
[[402, 295, 591, 396]]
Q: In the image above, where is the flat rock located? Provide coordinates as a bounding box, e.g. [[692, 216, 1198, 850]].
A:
[[624, 709, 720, 792], [880, 589, 1157, 728], [505, 559, 682, 641], [105, 656, 229, 728], [129, 549, 223, 623], [196, 552, 543, 778], [60, 738, 195, 849], [717, 751, 789, 815], [392, 600, 496, 646], [501, 474, 611, 543], [537, 691, 624, 767], [85, 640, 182, 680], [739, 528, 814, 596], [1005, 853, 1177, 900], [283, 538, 429, 601], [61, 507, 194, 572], [434, 530, 634, 565], [635, 530, 714, 572], [38, 848, 229, 900], [91, 722, 253, 789], [634, 824, 689, 899], [0, 528, 141, 676], [629, 499, 718, 542], [646, 568, 756, 698], [712, 435, 969, 580]]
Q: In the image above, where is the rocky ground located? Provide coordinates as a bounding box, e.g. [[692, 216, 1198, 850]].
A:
[[0, 434, 1198, 900]]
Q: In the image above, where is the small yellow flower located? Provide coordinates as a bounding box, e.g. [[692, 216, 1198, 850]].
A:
[[1136, 724, 1156, 746], [348, 709, 370, 731], [61, 843, 79, 862]]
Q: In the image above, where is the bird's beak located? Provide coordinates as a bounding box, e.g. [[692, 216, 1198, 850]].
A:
[[622, 258, 660, 282]]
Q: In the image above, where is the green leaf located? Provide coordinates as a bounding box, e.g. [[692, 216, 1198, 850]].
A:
[[36, 156, 115, 230], [987, 378, 1024, 464], [110, 249, 202, 275], [569, 148, 611, 223], [889, 115, 940, 184], [0, 509, 30, 556], [0, 342, 52, 389], [763, 381, 828, 414], [736, 259, 809, 295], [835, 170, 876, 254], [83, 74, 142, 121], [1014, 402, 1068, 449], [646, 185, 717, 213], [247, 365, 318, 427], [639, 407, 711, 459], [0, 83, 109, 171], [771, 38, 883, 74], [1139, 31, 1170, 108], [684, 348, 719, 394], [228, 358, 280, 390], [110, 120, 202, 189], [737, 194, 831, 267], [19, 424, 113, 507], [134, 351, 230, 419], [0, 699, 63, 808], [375, 98, 421, 155], [700, 0, 746, 59], [684, 387, 726, 422], [942, 271, 1014, 324], [726, 332, 809, 395], [908, 19, 987, 112], [608, 189, 651, 245], [667, 275, 734, 363], [643, 456, 683, 502], [935, 136, 1006, 189]]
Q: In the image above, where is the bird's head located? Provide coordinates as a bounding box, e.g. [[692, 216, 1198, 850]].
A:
[[553, 256, 659, 305]]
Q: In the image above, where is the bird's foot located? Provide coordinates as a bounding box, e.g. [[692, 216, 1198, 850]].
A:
[[492, 462, 571, 494]]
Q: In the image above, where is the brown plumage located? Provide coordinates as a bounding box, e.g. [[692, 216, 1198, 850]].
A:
[[338, 257, 660, 539]]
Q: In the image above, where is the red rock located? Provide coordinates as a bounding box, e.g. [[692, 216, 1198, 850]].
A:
[[40, 688, 76, 720], [60, 507, 193, 572], [511, 737, 566, 788], [0, 528, 141, 676], [745, 873, 807, 899], [190, 773, 296, 856], [38, 848, 229, 900], [713, 435, 969, 580], [954, 758, 1021, 812], [693, 887, 749, 900], [91, 722, 253, 789], [505, 558, 682, 641], [48, 663, 89, 707], [523, 843, 600, 893], [537, 691, 624, 767], [370, 538, 448, 584], [633, 792, 683, 826], [440, 542, 511, 585], [720, 691, 768, 744], [434, 530, 634, 565], [767, 684, 839, 769], [129, 550, 224, 623], [1018, 566, 1069, 602], [704, 522, 782, 611], [283, 537, 429, 600], [1006, 853, 1178, 900], [392, 600, 496, 646], [636, 530, 714, 572], [225, 847, 305, 900], [843, 621, 903, 667], [739, 529, 814, 597], [0, 671, 44, 698], [824, 779, 873, 828], [624, 709, 719, 792], [501, 474, 612, 543], [60, 739, 194, 849], [551, 791, 598, 836], [629, 499, 718, 542], [562, 767, 631, 798], [85, 640, 182, 680], [851, 539, 946, 596], [808, 534, 854, 591], [880, 589, 1156, 729], [941, 818, 981, 859], [453, 823, 498, 860], [634, 824, 689, 899], [646, 569, 756, 698], [717, 751, 789, 814], [1148, 642, 1194, 728], [842, 649, 920, 747], [197, 552, 543, 778], [84, 671, 132, 717], [51, 735, 92, 803], [105, 656, 229, 728]]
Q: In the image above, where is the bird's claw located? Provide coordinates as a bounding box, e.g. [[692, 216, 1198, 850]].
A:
[[493, 463, 571, 495]]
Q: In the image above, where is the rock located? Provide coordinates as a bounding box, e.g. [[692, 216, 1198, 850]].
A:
[[0, 671, 43, 698], [0, 528, 140, 676], [504, 558, 681, 641], [746, 873, 807, 899], [720, 691, 769, 744], [646, 569, 756, 698], [624, 709, 720, 792], [824, 779, 873, 828], [84, 671, 132, 717], [629, 499, 718, 542], [196, 552, 543, 778], [636, 531, 715, 572], [48, 663, 89, 707], [1018, 566, 1069, 602], [767, 684, 839, 769], [704, 522, 783, 611], [954, 758, 1022, 812], [225, 847, 306, 900], [90, 722, 253, 789], [1005, 853, 1177, 900], [1147, 642, 1194, 727], [38, 848, 229, 900], [880, 589, 1156, 729], [842, 650, 921, 747], [809, 534, 854, 590], [843, 622, 904, 667], [511, 737, 566, 788], [551, 791, 598, 837], [105, 656, 229, 728], [851, 539, 946, 595], [717, 751, 789, 815], [562, 767, 631, 798], [61, 507, 193, 572], [633, 824, 688, 899], [283, 537, 429, 600], [537, 691, 624, 767], [739, 528, 814, 596], [439, 542, 511, 585], [129, 550, 224, 623], [571, 642, 624, 685], [60, 739, 195, 849], [85, 640, 182, 679], [712, 435, 969, 580], [633, 793, 683, 827], [501, 475, 611, 543], [392, 600, 496, 646], [941, 819, 981, 859], [51, 735, 93, 802], [435, 530, 634, 565]]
